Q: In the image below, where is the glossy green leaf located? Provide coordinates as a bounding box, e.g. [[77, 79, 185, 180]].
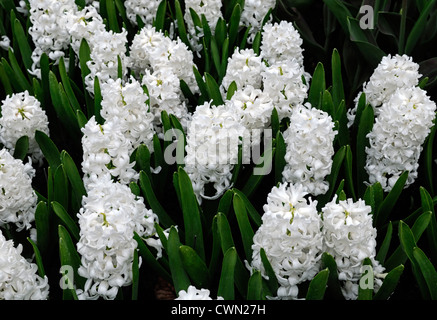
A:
[[167, 226, 191, 294], [35, 201, 50, 255], [247, 270, 264, 300], [376, 221, 393, 264], [13, 18, 32, 71], [53, 164, 69, 210], [58, 57, 81, 112], [139, 171, 174, 228], [228, 3, 241, 49], [134, 232, 171, 282], [420, 187, 437, 262], [135, 144, 151, 173], [217, 246, 237, 300], [52, 201, 80, 242], [413, 247, 437, 299], [375, 171, 409, 227], [321, 252, 344, 299], [61, 150, 87, 203], [7, 49, 32, 93], [154, 0, 167, 31], [79, 38, 91, 84], [35, 130, 61, 169], [260, 248, 278, 295], [105, 0, 120, 32], [373, 264, 404, 300], [27, 237, 46, 278], [405, 0, 437, 55], [205, 72, 224, 106], [193, 66, 209, 100], [179, 245, 210, 288], [13, 135, 29, 161], [331, 48, 345, 107], [306, 268, 329, 300], [174, 0, 191, 49], [274, 131, 286, 185], [344, 145, 356, 201], [132, 248, 139, 300], [177, 167, 205, 260], [241, 147, 275, 198], [232, 189, 262, 227], [308, 62, 325, 108], [233, 193, 254, 260]]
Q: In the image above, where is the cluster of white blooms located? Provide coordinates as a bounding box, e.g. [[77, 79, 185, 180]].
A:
[[184, 101, 246, 203], [0, 91, 50, 165], [184, 0, 223, 53], [28, 0, 77, 77], [130, 26, 198, 131], [249, 183, 324, 299], [282, 104, 337, 196], [81, 77, 155, 189], [124, 0, 161, 26], [0, 230, 50, 300], [347, 54, 422, 127], [322, 196, 385, 299], [260, 20, 305, 68], [250, 183, 385, 300], [0, 149, 37, 232], [365, 86, 436, 192], [176, 285, 224, 300], [76, 178, 160, 300], [240, 0, 276, 42], [221, 48, 264, 94]]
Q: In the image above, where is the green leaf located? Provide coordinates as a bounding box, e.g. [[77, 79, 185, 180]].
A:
[[131, 248, 139, 300], [58, 57, 81, 112], [420, 187, 437, 262], [376, 221, 393, 264], [106, 0, 120, 32], [274, 131, 286, 185], [318, 145, 346, 207], [13, 135, 29, 161], [344, 145, 356, 201], [27, 237, 46, 278], [167, 226, 191, 294], [6, 49, 32, 93], [217, 247, 237, 300], [52, 201, 80, 242], [413, 247, 437, 299], [247, 270, 264, 300], [134, 232, 171, 282], [331, 49, 345, 108], [228, 4, 241, 49], [252, 31, 261, 55], [76, 109, 88, 129], [53, 164, 69, 210], [405, 0, 437, 55], [424, 121, 436, 195], [375, 171, 409, 227], [34, 201, 50, 255], [35, 130, 61, 169], [356, 104, 374, 197], [174, 0, 191, 49], [226, 81, 238, 100], [61, 150, 87, 203], [232, 188, 262, 227], [233, 193, 254, 260], [216, 212, 235, 252], [0, 62, 13, 96], [79, 38, 91, 84], [321, 252, 344, 299], [308, 62, 325, 108], [193, 66, 209, 100], [306, 268, 329, 300], [179, 245, 210, 288], [13, 18, 32, 71], [135, 144, 151, 173], [205, 72, 224, 106], [139, 171, 174, 228], [154, 0, 167, 31], [260, 248, 278, 295], [373, 264, 404, 300], [323, 0, 352, 34], [177, 167, 205, 260], [58, 225, 86, 295]]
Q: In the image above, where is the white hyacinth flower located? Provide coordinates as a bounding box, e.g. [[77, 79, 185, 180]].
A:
[[76, 179, 161, 300], [124, 0, 162, 26], [365, 86, 437, 192], [260, 20, 305, 68], [0, 148, 37, 232], [322, 196, 385, 299], [221, 48, 264, 94], [261, 60, 309, 120], [184, 101, 246, 203], [0, 230, 50, 300], [249, 182, 323, 299], [28, 0, 77, 77], [348, 54, 422, 127], [183, 0, 223, 53], [240, 0, 276, 42], [0, 91, 50, 165], [282, 104, 337, 196], [176, 285, 224, 300]]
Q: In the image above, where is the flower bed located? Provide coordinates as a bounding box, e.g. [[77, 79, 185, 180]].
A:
[[0, 0, 436, 301]]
